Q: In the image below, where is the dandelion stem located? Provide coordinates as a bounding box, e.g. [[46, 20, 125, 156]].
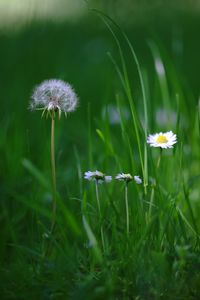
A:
[[95, 180, 105, 252], [125, 183, 129, 236], [50, 115, 57, 232]]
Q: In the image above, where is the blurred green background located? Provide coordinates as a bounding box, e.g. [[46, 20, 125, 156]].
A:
[[1, 0, 199, 191], [0, 0, 200, 298]]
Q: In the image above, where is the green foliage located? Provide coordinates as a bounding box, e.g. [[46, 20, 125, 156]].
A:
[[0, 8, 200, 300]]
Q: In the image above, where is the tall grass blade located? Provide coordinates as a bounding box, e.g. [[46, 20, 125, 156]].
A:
[[82, 215, 102, 263], [93, 11, 144, 179], [22, 158, 50, 190], [92, 9, 149, 192]]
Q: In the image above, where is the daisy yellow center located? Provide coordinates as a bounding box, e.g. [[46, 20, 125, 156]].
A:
[[156, 135, 168, 143]]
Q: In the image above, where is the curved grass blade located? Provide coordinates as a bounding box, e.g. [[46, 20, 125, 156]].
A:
[[92, 9, 149, 192], [82, 215, 102, 263]]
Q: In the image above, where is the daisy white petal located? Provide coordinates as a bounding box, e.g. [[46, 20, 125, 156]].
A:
[[134, 175, 142, 184], [105, 176, 112, 182], [84, 171, 94, 181]]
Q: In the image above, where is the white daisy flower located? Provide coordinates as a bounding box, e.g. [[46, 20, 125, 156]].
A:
[[134, 175, 142, 184], [30, 79, 78, 117], [84, 170, 112, 183], [147, 131, 177, 149], [115, 173, 133, 183]]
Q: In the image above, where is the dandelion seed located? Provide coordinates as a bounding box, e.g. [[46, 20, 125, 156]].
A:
[[134, 176, 142, 184], [30, 79, 78, 118], [147, 131, 177, 149], [84, 170, 112, 183]]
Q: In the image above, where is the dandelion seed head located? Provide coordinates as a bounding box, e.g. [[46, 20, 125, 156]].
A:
[[147, 131, 177, 149], [30, 79, 78, 114]]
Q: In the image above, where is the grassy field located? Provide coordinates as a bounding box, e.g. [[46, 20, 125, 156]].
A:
[[0, 3, 200, 299]]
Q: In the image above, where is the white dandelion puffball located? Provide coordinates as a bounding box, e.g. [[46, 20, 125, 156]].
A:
[[30, 79, 78, 113], [134, 176, 142, 184], [84, 170, 112, 183], [147, 131, 177, 149]]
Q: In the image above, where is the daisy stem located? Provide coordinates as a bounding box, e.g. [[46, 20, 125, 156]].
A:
[[148, 148, 162, 222], [50, 115, 57, 233], [125, 182, 129, 236], [156, 148, 162, 169], [95, 180, 105, 252]]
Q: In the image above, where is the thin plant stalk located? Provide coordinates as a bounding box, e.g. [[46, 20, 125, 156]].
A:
[[125, 182, 129, 236], [95, 180, 105, 252], [156, 148, 162, 169], [50, 115, 57, 233], [43, 115, 57, 258], [149, 148, 162, 221]]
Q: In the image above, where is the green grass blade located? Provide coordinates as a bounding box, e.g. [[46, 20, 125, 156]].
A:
[[92, 9, 149, 192], [22, 158, 50, 190], [82, 215, 102, 263], [176, 206, 199, 239], [94, 11, 144, 178]]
